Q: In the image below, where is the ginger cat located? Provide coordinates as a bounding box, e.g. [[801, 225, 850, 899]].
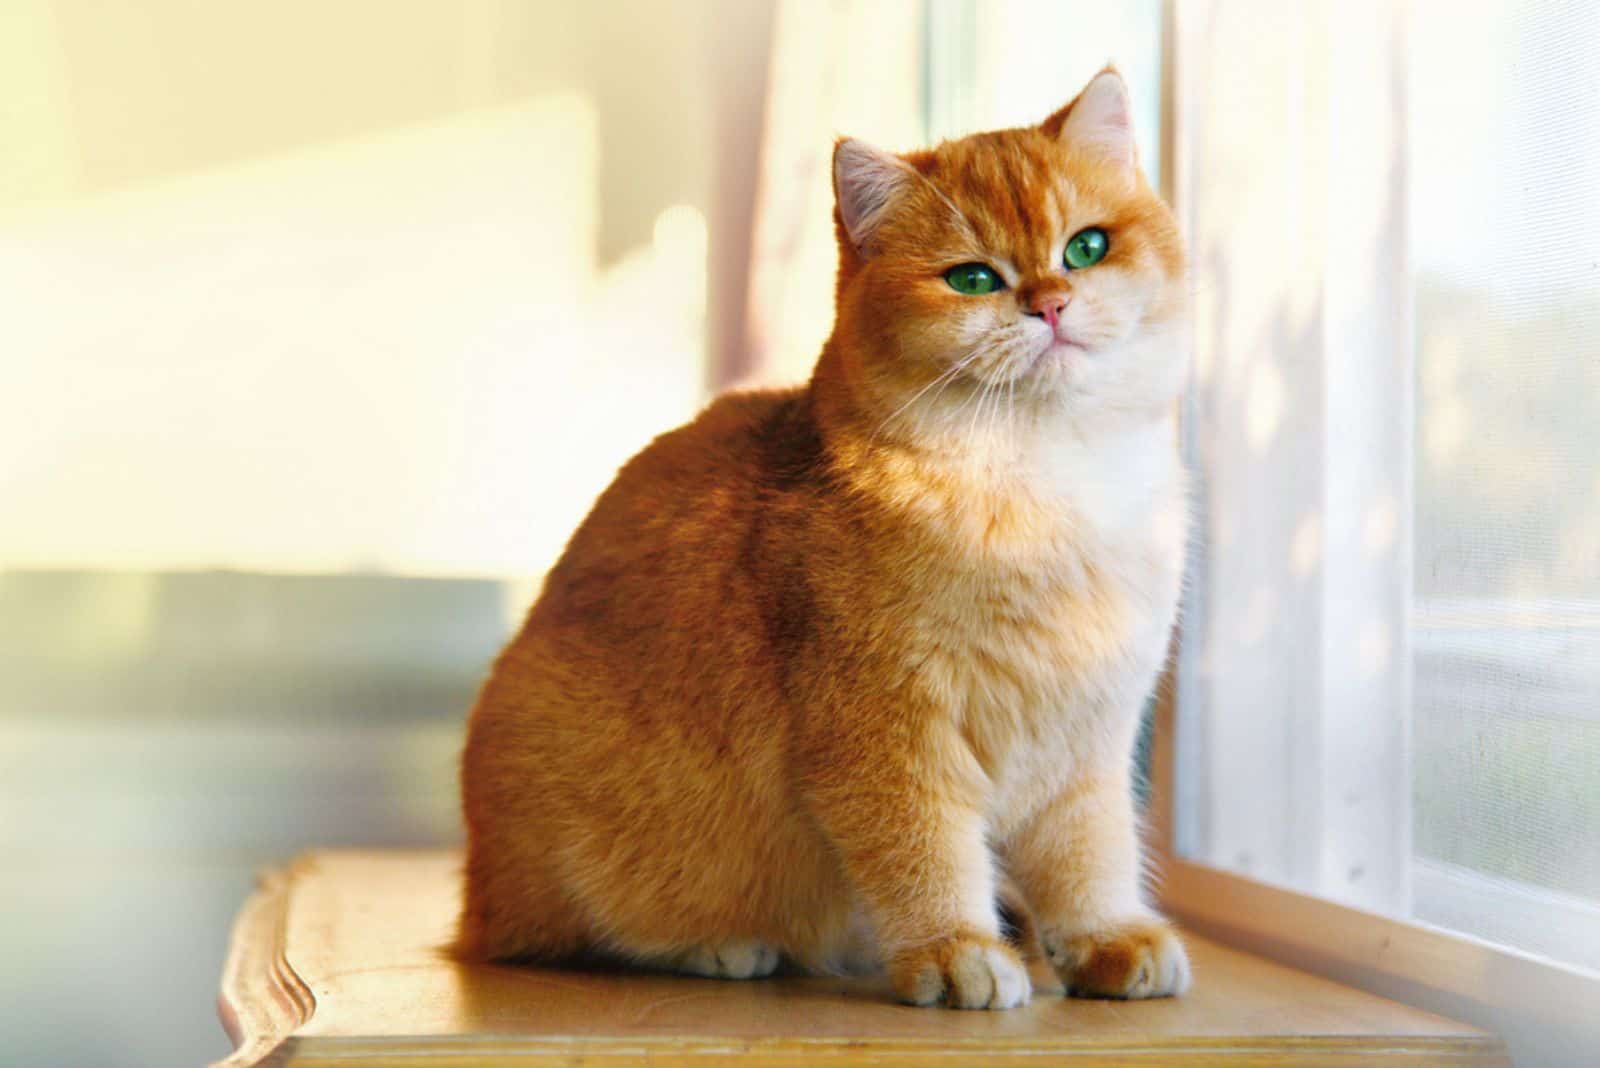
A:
[[459, 69, 1190, 1009]]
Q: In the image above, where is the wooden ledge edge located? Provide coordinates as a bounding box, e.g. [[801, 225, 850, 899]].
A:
[[251, 1033, 1511, 1066], [212, 859, 319, 1068]]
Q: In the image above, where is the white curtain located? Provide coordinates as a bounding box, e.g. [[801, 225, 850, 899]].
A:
[[1173, 0, 1600, 972]]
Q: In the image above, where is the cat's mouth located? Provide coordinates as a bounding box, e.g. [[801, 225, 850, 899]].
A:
[[1029, 336, 1089, 372]]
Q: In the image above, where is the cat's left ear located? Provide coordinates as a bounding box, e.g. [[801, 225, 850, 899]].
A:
[[1043, 68, 1136, 175]]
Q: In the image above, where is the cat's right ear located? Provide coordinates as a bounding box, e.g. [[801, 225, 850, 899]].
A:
[[833, 138, 917, 255]]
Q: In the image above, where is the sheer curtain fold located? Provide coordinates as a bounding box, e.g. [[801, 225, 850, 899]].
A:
[[1174, 0, 1600, 973]]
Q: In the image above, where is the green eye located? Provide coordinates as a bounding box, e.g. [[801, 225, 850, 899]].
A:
[[944, 262, 1004, 295], [1063, 227, 1109, 269]]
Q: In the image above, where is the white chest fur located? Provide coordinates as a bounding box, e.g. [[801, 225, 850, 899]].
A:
[[909, 417, 1187, 832]]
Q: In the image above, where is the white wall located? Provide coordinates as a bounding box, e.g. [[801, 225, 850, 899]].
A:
[[1, 0, 769, 577]]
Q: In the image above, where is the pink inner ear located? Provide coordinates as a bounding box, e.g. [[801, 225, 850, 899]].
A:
[[834, 139, 915, 251], [1059, 73, 1135, 171]]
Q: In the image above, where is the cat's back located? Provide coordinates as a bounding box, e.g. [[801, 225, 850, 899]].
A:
[[591, 383, 821, 530], [496, 383, 827, 695], [468, 383, 823, 772]]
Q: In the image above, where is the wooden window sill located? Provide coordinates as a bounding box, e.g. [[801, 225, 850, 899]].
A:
[[215, 851, 1507, 1066]]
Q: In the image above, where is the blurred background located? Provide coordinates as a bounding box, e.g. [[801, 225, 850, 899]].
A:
[[5, 2, 1599, 1066], [0, 2, 1159, 1064]]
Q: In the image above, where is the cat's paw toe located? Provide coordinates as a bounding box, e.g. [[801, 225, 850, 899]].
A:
[[1042, 916, 1190, 999], [676, 940, 781, 980], [891, 933, 1031, 1010]]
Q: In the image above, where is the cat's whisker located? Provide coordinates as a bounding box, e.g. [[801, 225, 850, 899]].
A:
[[959, 377, 988, 454], [922, 348, 989, 436], [924, 364, 984, 443], [984, 377, 1007, 464], [965, 374, 1003, 460], [944, 371, 985, 454], [1006, 374, 1019, 459], [871, 348, 985, 442]]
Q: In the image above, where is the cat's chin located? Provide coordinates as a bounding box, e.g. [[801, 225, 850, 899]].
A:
[[1021, 341, 1089, 392], [1033, 339, 1089, 365]]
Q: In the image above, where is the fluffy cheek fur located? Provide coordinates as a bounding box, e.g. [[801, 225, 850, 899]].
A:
[[1046, 263, 1189, 416]]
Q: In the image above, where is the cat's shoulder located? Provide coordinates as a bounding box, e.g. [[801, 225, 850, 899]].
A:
[[700, 385, 815, 453]]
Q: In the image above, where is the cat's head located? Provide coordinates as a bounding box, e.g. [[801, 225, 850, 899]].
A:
[[825, 70, 1185, 446]]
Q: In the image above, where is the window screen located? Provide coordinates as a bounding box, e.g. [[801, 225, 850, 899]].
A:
[[1173, 0, 1600, 974], [1409, 0, 1600, 967]]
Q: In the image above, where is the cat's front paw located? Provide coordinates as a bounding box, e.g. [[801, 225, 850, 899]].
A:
[[889, 933, 1031, 1009], [1041, 916, 1190, 999]]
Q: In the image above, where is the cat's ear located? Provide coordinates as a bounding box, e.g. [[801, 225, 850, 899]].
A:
[[1044, 68, 1136, 175], [833, 138, 918, 255]]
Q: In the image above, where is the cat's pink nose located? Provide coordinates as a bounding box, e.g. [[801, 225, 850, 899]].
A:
[[1026, 293, 1069, 329]]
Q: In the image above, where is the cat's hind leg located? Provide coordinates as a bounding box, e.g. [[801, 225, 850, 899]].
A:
[[650, 940, 782, 980], [457, 836, 589, 964]]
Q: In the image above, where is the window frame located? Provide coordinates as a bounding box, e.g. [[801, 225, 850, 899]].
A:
[[1151, 2, 1600, 1063]]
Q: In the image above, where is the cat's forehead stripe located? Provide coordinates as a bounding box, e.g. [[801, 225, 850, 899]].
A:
[[940, 137, 1073, 265]]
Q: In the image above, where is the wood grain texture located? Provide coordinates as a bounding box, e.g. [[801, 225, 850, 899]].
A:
[[213, 850, 1507, 1066]]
